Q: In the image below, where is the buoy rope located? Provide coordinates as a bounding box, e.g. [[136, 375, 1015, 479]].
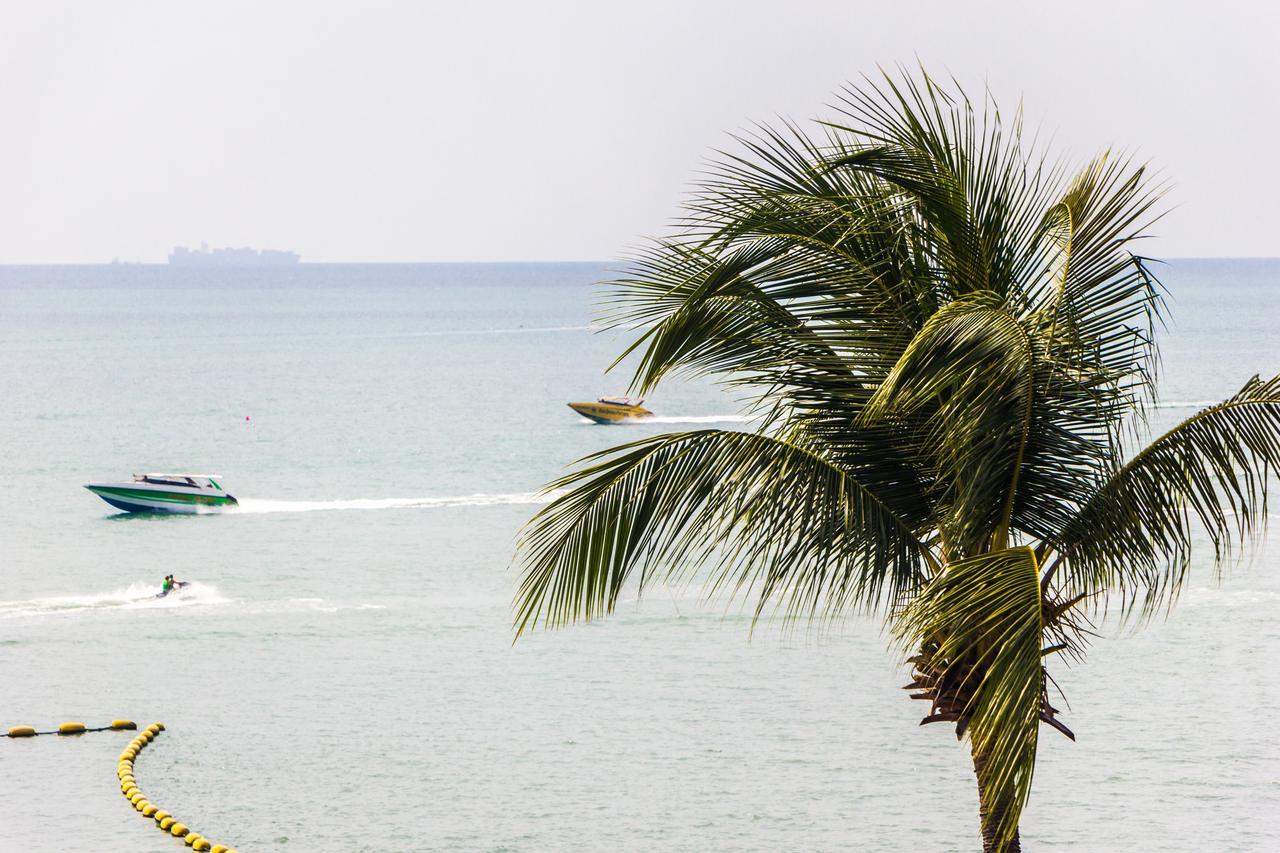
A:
[[6, 719, 138, 737], [119, 722, 238, 853], [7, 719, 238, 849]]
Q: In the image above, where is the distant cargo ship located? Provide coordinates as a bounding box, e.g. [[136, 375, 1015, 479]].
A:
[[169, 243, 300, 266]]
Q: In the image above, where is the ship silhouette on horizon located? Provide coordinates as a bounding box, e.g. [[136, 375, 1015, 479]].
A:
[[169, 242, 300, 266]]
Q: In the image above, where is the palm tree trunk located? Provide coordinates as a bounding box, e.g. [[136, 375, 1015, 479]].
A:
[[971, 743, 1022, 852]]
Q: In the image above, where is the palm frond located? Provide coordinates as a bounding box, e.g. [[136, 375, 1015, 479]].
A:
[[515, 429, 932, 636], [827, 67, 1065, 308], [895, 547, 1048, 847], [1035, 151, 1168, 415], [859, 292, 1035, 555], [1053, 374, 1280, 612]]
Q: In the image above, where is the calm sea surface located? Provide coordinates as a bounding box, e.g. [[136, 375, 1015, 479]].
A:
[[1, 260, 1277, 851]]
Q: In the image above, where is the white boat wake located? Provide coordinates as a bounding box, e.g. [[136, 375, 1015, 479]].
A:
[[576, 414, 757, 425], [0, 581, 228, 619], [230, 491, 558, 514], [644, 414, 757, 424], [392, 324, 592, 338]]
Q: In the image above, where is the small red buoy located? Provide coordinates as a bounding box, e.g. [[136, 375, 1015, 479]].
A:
[[245, 415, 251, 421]]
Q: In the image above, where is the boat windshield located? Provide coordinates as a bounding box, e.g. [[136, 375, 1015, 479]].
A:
[[134, 474, 219, 489], [599, 396, 643, 406]]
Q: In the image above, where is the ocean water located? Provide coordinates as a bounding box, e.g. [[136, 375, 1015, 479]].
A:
[[1, 260, 1277, 852]]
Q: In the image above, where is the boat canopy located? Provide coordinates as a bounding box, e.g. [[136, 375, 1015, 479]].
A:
[[599, 396, 644, 406], [134, 473, 224, 488]]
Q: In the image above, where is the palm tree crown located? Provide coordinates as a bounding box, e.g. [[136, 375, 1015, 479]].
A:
[[514, 69, 1280, 850]]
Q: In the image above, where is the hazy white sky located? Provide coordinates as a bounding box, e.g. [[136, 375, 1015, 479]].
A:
[[2, 0, 1276, 263]]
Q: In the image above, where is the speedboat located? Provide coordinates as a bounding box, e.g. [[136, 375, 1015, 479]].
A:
[[84, 474, 238, 514], [567, 396, 654, 424]]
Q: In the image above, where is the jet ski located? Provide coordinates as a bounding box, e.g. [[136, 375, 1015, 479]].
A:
[[154, 581, 190, 599]]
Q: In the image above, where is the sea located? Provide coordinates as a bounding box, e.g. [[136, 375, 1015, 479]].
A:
[[1, 260, 1277, 852]]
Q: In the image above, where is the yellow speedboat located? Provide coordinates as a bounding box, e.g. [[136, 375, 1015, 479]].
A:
[[567, 396, 654, 424]]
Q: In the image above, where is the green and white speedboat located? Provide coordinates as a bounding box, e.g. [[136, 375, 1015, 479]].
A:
[[84, 473, 238, 514]]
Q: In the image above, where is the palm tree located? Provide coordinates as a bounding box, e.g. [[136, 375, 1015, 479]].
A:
[[514, 69, 1280, 851]]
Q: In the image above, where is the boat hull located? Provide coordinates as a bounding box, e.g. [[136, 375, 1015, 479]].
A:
[[567, 402, 654, 424], [85, 484, 238, 514]]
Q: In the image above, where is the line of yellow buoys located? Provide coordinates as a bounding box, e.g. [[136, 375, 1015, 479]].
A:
[[119, 722, 238, 853], [6, 719, 138, 737]]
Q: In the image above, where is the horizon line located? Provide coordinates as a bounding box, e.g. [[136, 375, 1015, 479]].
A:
[[1, 256, 1279, 267]]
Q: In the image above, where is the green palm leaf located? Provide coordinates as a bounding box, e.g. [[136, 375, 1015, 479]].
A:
[[860, 291, 1036, 554], [895, 547, 1047, 849], [1053, 374, 1280, 612], [516, 429, 931, 636]]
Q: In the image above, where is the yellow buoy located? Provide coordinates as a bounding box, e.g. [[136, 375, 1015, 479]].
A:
[[192, 840, 212, 851], [57, 722, 86, 735], [142, 804, 158, 817], [6, 726, 36, 738], [122, 785, 138, 798], [154, 723, 166, 731], [154, 810, 171, 823], [110, 719, 137, 730], [135, 799, 150, 812], [183, 833, 199, 846], [159, 816, 175, 830], [129, 792, 145, 805], [210, 846, 228, 853], [170, 821, 188, 837]]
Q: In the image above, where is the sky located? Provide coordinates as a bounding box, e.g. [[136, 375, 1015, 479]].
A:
[[1, 0, 1276, 263]]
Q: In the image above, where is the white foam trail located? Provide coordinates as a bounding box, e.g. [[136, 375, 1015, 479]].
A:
[[1154, 401, 1217, 409], [231, 491, 557, 515], [394, 324, 591, 338], [643, 414, 757, 424], [0, 581, 228, 619], [577, 414, 758, 426]]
